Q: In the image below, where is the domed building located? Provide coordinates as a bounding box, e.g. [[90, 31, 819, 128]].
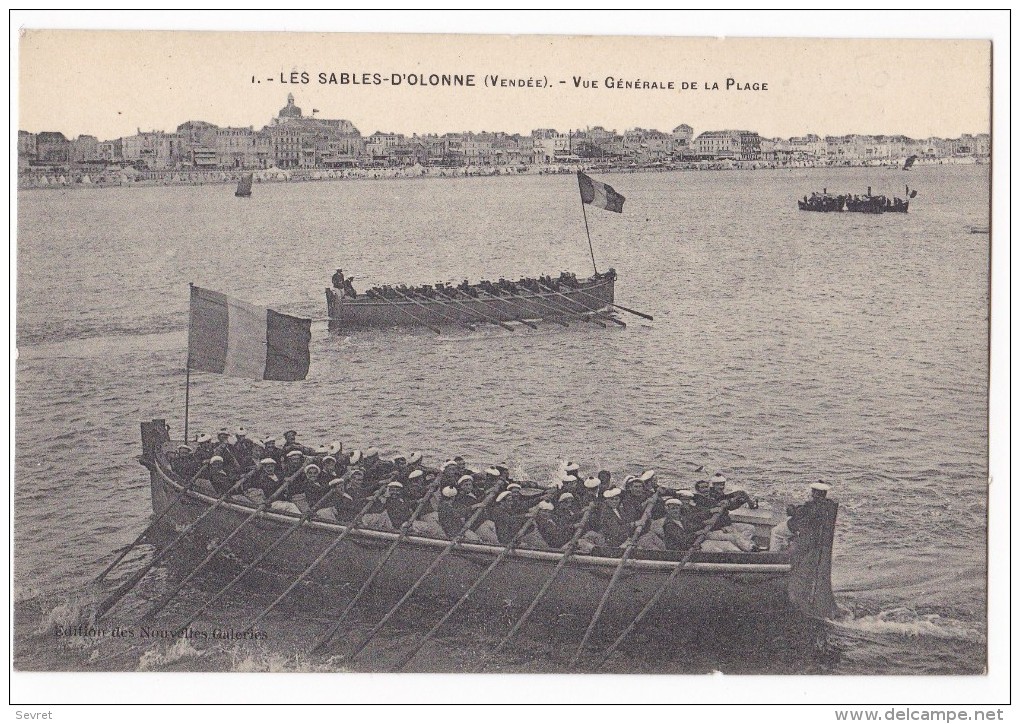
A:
[[278, 93, 303, 120], [264, 94, 363, 168]]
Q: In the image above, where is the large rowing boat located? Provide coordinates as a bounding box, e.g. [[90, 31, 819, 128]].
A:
[[326, 272, 617, 332], [137, 420, 839, 624]]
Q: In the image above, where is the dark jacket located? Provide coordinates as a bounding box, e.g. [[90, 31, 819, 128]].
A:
[[662, 518, 698, 551], [594, 506, 632, 547]]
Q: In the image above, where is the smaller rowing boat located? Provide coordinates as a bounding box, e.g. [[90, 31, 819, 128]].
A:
[[327, 269, 618, 331]]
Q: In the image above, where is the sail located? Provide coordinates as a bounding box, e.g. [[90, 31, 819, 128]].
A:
[[903, 155, 917, 170], [235, 172, 253, 197]]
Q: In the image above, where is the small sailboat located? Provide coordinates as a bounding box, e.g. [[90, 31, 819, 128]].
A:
[[235, 172, 253, 198], [903, 155, 918, 170]]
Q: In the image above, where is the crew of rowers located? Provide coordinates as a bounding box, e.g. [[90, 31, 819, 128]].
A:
[[800, 190, 909, 213], [332, 268, 617, 301], [167, 428, 829, 555]]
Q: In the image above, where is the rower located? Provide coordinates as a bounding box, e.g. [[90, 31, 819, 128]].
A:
[[621, 475, 649, 522], [231, 428, 257, 470], [434, 485, 474, 541], [489, 486, 531, 544], [206, 455, 237, 495], [478, 467, 502, 494], [282, 449, 305, 477], [709, 473, 755, 511], [193, 433, 214, 462], [286, 463, 328, 513], [239, 458, 283, 505], [405, 469, 427, 501], [260, 437, 283, 465], [693, 479, 714, 509], [661, 493, 700, 551], [580, 476, 602, 505], [592, 487, 631, 547], [455, 474, 481, 507], [535, 495, 573, 548], [333, 468, 368, 521], [332, 268, 345, 290], [170, 444, 200, 478], [380, 481, 416, 529], [282, 430, 314, 457]]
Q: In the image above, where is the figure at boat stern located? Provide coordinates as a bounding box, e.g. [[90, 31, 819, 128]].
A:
[[786, 482, 841, 619]]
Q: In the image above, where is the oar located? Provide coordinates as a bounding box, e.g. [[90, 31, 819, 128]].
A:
[[168, 485, 348, 634], [94, 476, 247, 621], [567, 491, 662, 667], [319, 483, 504, 659], [137, 480, 292, 622], [486, 501, 598, 659], [591, 509, 725, 670], [374, 294, 442, 334], [392, 517, 537, 672], [483, 289, 568, 328], [538, 283, 627, 328], [563, 283, 654, 322], [93, 463, 208, 585], [392, 289, 474, 331], [456, 291, 542, 332], [442, 290, 519, 332], [239, 486, 388, 634], [469, 290, 542, 330], [309, 478, 443, 650], [518, 288, 613, 329]]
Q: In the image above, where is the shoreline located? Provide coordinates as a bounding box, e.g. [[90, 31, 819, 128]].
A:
[[17, 156, 984, 191]]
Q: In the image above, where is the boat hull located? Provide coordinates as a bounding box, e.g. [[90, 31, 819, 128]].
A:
[[145, 486, 794, 623], [137, 420, 837, 627], [327, 276, 615, 331]]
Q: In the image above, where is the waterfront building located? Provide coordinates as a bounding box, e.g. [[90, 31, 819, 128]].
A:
[[36, 131, 71, 164]]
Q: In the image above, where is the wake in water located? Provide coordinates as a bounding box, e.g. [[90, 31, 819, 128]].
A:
[[828, 606, 983, 642]]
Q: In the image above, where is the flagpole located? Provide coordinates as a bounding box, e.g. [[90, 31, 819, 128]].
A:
[[581, 200, 598, 275]]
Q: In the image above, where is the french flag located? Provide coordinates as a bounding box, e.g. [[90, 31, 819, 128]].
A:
[[187, 285, 311, 381], [577, 171, 626, 213]]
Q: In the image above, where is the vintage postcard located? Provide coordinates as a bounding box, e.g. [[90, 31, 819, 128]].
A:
[[12, 16, 1002, 707]]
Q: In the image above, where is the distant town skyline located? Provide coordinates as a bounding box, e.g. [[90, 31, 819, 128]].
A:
[[18, 31, 991, 143]]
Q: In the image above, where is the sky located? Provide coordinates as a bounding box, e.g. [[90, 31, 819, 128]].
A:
[[17, 27, 991, 142]]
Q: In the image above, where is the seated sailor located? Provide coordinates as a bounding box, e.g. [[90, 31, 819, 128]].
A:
[[231, 428, 257, 471], [660, 493, 702, 551], [206, 455, 239, 496], [285, 463, 330, 514], [239, 458, 285, 505], [588, 487, 633, 548]]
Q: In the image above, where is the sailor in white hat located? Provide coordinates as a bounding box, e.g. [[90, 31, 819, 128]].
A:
[[326, 441, 343, 457], [283, 448, 305, 475], [203, 455, 236, 495], [194, 433, 215, 462], [237, 455, 284, 505], [320, 454, 340, 480], [588, 487, 631, 547], [349, 449, 363, 466], [580, 476, 602, 504], [408, 451, 423, 466]]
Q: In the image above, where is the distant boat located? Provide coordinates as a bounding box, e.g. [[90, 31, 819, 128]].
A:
[[235, 172, 253, 198], [968, 225, 989, 234], [903, 155, 918, 170]]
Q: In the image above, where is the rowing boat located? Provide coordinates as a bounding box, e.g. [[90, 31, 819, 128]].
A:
[[137, 420, 838, 623], [326, 272, 616, 331]]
